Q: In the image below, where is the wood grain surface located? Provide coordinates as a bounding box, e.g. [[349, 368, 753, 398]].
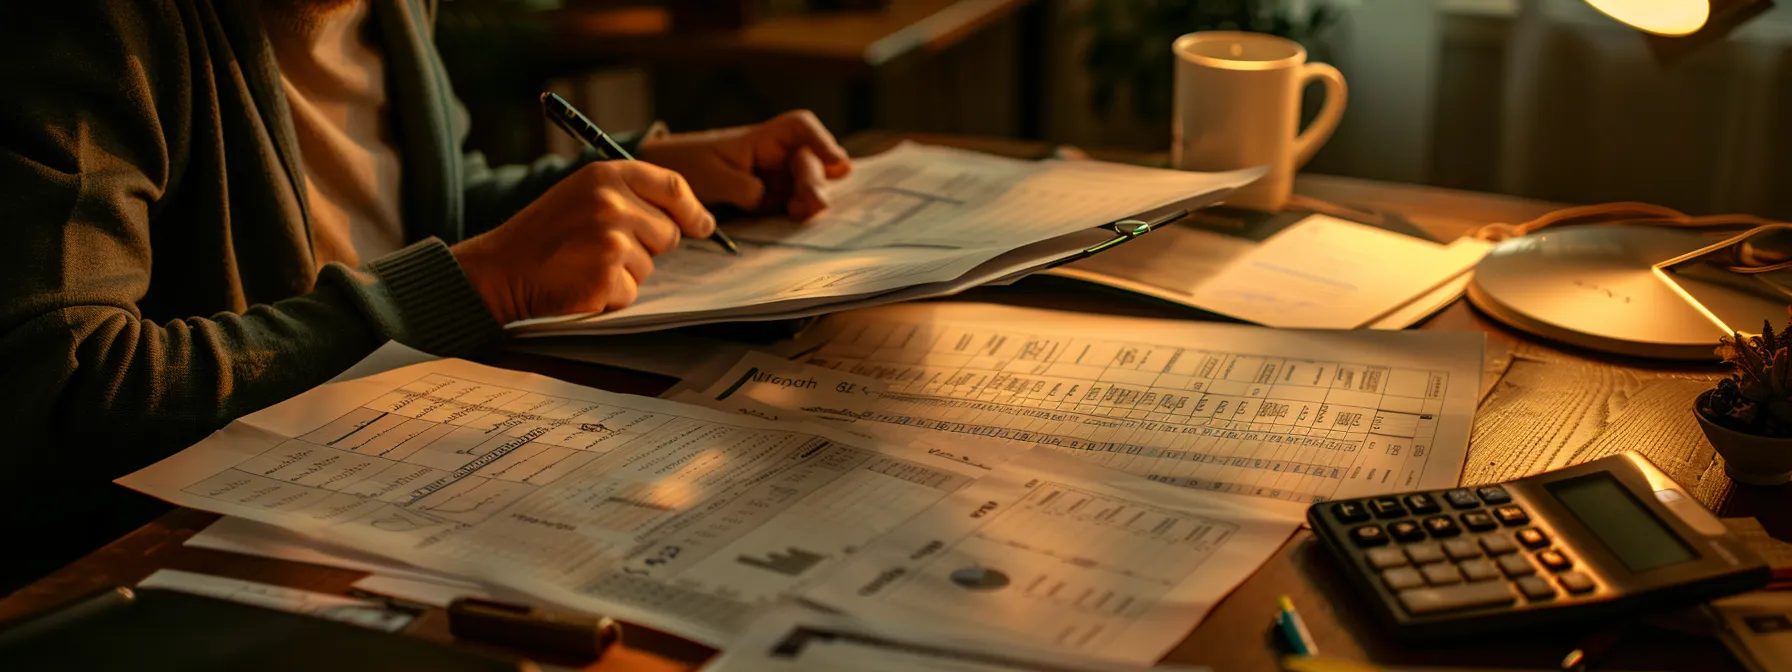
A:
[[3, 131, 1786, 672]]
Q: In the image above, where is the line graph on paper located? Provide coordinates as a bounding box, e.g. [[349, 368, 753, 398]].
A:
[[177, 373, 670, 527], [798, 321, 1457, 504]]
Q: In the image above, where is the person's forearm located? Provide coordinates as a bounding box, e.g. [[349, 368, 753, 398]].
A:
[[3, 239, 504, 479]]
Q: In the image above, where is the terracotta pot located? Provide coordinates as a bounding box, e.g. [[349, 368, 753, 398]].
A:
[[1695, 390, 1792, 485]]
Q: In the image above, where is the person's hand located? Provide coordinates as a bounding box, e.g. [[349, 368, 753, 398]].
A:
[[451, 161, 715, 323], [635, 110, 853, 221]]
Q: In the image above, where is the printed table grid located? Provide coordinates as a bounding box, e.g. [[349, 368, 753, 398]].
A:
[[806, 321, 1452, 503]]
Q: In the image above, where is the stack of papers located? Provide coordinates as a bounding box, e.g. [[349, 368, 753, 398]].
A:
[[508, 143, 1262, 336], [115, 299, 1489, 665], [1045, 214, 1494, 329], [116, 342, 1300, 662]]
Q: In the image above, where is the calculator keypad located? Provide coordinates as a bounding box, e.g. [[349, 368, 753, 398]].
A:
[[1351, 524, 1390, 547], [1442, 539, 1481, 561], [1421, 564, 1463, 586], [1459, 558, 1501, 582], [1497, 553, 1537, 577], [1515, 576, 1557, 600], [1537, 549, 1574, 572], [1493, 505, 1530, 526], [1366, 547, 1409, 569], [1558, 571, 1596, 594], [1329, 486, 1602, 618], [1443, 489, 1481, 509], [1460, 511, 1498, 532], [1332, 501, 1370, 524], [1388, 521, 1427, 543], [1480, 535, 1517, 556], [1404, 543, 1445, 565], [1476, 486, 1513, 504], [1370, 497, 1407, 519], [1422, 516, 1462, 537], [1403, 493, 1442, 515], [1383, 567, 1426, 591]]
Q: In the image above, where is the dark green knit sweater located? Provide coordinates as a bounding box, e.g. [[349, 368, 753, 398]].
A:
[[0, 0, 623, 587]]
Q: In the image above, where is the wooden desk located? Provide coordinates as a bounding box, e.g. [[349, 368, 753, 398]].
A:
[[4, 131, 1785, 671]]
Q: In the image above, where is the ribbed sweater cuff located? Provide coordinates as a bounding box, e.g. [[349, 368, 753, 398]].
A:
[[366, 238, 505, 357]]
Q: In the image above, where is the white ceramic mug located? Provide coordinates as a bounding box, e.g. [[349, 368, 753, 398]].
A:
[[1171, 31, 1347, 212]]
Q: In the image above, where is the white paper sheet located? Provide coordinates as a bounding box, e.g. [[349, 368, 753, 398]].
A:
[[802, 447, 1298, 664], [185, 516, 483, 588], [116, 345, 1001, 646], [350, 573, 497, 608], [748, 303, 1482, 518], [667, 352, 1023, 475], [1711, 591, 1792, 672], [137, 569, 414, 632], [1043, 216, 1489, 331], [1185, 216, 1493, 329], [703, 604, 1210, 672], [508, 144, 1262, 336]]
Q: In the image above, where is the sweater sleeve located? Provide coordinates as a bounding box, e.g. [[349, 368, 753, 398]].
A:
[[0, 3, 504, 486]]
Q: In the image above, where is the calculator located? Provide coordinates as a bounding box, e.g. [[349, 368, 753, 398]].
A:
[[1308, 452, 1771, 639]]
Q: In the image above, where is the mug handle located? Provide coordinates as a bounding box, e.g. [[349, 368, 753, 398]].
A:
[[1292, 63, 1347, 168]]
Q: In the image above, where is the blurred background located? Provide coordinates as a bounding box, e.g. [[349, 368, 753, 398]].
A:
[[436, 0, 1792, 219]]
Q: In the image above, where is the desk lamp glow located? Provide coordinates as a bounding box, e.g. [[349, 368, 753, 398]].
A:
[[1465, 0, 1782, 360]]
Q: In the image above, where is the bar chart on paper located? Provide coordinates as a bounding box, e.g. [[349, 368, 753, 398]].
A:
[[789, 304, 1483, 508]]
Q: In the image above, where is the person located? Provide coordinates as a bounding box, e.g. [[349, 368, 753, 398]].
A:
[[0, 0, 852, 592]]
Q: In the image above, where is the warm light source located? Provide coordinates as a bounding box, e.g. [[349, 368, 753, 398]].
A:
[[1585, 0, 1711, 36]]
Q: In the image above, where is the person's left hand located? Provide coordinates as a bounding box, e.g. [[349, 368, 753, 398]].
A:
[[635, 110, 853, 221]]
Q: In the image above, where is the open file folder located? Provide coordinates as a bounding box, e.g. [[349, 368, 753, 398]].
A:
[[508, 143, 1264, 337]]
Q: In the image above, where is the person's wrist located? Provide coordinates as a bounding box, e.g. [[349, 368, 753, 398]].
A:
[[450, 235, 521, 325]]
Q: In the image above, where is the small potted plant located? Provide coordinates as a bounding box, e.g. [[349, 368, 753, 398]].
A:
[[1696, 316, 1792, 485]]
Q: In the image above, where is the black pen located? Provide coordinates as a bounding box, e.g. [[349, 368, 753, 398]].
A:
[[540, 92, 740, 255]]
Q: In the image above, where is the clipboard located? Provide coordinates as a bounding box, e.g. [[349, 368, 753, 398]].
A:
[[1042, 186, 1242, 271]]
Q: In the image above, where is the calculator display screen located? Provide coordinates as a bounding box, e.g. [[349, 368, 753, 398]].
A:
[[1546, 473, 1696, 572]]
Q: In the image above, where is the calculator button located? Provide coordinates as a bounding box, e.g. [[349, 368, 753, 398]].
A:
[[1402, 493, 1442, 515], [1365, 547, 1410, 569], [1460, 512, 1498, 532], [1388, 521, 1427, 543], [1383, 567, 1426, 591], [1537, 549, 1574, 572], [1558, 571, 1596, 594], [1516, 575, 1557, 601], [1459, 558, 1502, 582], [1477, 486, 1512, 504], [1331, 501, 1370, 524], [1480, 535, 1518, 556], [1422, 515, 1462, 538], [1405, 543, 1446, 565], [1421, 563, 1463, 586], [1351, 524, 1390, 547], [1370, 497, 1407, 519], [1443, 489, 1481, 509], [1516, 527, 1550, 549], [1493, 505, 1530, 526], [1396, 581, 1517, 615], [1497, 553, 1536, 577], [1443, 539, 1482, 561]]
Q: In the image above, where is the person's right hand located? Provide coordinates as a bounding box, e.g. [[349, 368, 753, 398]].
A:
[[451, 161, 716, 324]]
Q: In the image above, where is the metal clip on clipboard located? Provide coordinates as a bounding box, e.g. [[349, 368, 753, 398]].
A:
[[1083, 210, 1188, 256], [1060, 184, 1244, 265]]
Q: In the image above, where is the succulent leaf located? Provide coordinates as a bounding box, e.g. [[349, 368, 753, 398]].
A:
[[1708, 309, 1792, 437]]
